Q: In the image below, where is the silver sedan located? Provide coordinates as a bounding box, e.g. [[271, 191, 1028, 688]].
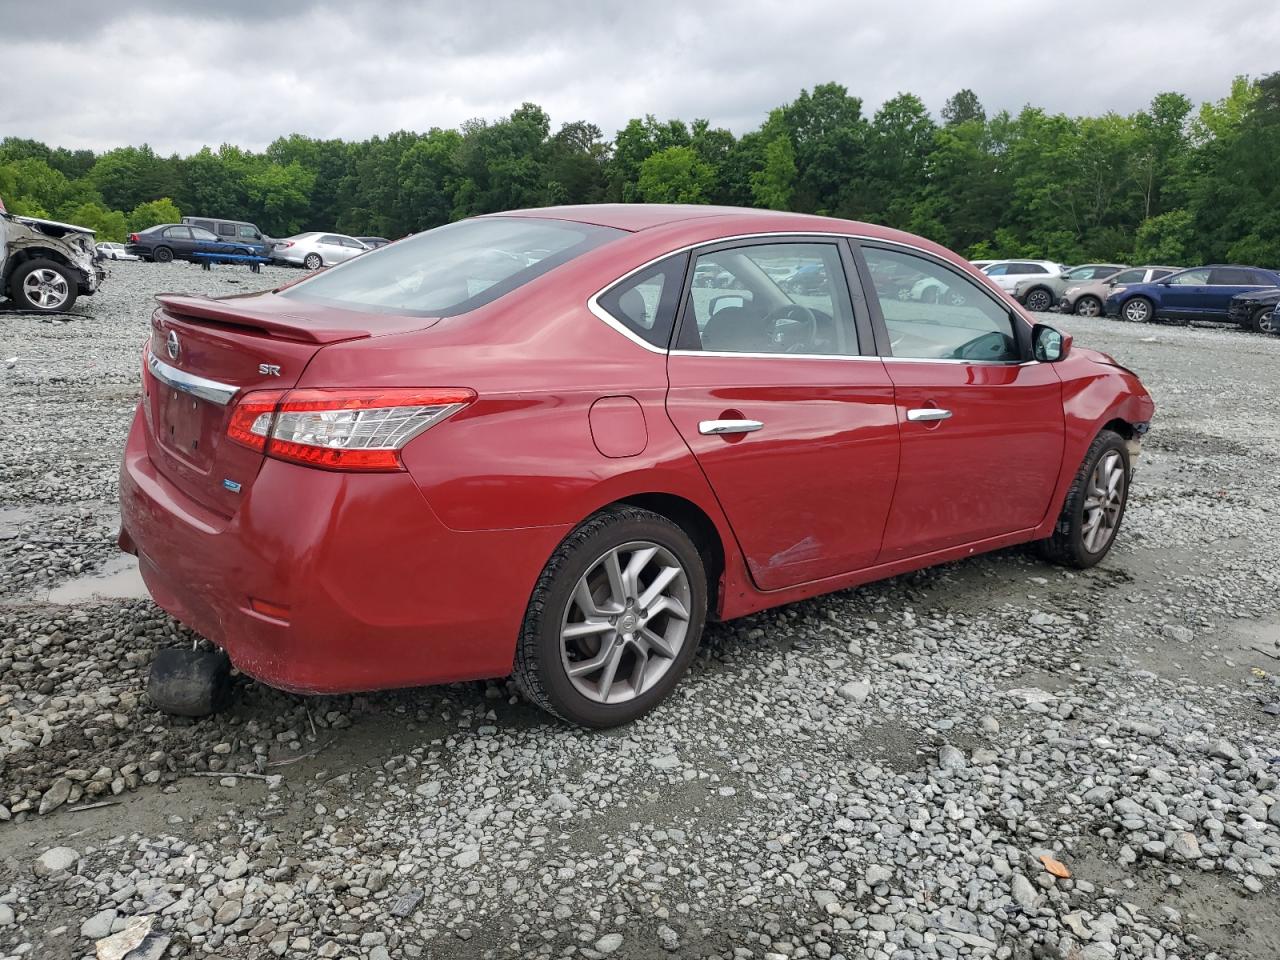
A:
[[272, 232, 370, 269]]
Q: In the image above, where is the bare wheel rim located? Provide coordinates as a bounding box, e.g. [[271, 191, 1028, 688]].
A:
[[1076, 297, 1100, 317], [1082, 450, 1126, 553], [23, 268, 69, 309], [560, 540, 691, 705], [1123, 299, 1149, 322], [1027, 289, 1051, 311]]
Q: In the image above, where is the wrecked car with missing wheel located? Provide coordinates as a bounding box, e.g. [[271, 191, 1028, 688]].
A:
[[0, 196, 105, 313]]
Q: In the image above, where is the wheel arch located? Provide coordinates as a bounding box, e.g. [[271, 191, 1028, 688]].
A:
[[3, 245, 84, 289], [611, 492, 727, 618]]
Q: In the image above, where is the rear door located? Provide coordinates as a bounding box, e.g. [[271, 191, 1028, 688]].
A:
[[664, 238, 900, 590], [854, 243, 1065, 561], [163, 226, 195, 258]]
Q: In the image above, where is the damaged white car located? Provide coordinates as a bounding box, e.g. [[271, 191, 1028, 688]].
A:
[[0, 196, 106, 313]]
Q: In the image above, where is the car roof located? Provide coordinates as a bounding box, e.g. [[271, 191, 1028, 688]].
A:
[[491, 203, 910, 237]]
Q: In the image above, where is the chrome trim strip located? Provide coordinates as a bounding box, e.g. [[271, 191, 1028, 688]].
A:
[[669, 349, 883, 362], [699, 419, 764, 436], [146, 350, 239, 406], [587, 230, 1032, 355]]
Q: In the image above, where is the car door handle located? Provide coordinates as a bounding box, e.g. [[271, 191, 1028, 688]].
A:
[[906, 408, 953, 422], [699, 419, 764, 436]]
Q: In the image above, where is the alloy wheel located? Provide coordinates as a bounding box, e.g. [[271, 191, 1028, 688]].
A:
[[22, 268, 70, 310], [1259, 309, 1276, 334], [1081, 450, 1126, 553], [1026, 289, 1052, 312], [559, 541, 691, 704], [1075, 297, 1101, 317], [1123, 299, 1150, 323]]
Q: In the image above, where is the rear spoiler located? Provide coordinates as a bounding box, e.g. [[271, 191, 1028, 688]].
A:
[[155, 294, 433, 344]]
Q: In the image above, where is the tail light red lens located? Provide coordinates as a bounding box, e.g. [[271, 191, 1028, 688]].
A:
[[226, 387, 475, 471]]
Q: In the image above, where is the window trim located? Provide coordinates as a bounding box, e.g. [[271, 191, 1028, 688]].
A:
[[590, 231, 1017, 360], [851, 239, 1033, 364], [593, 252, 690, 350]]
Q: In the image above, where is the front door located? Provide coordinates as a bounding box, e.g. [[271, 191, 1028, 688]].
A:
[[665, 239, 901, 591], [1160, 267, 1213, 317], [856, 244, 1065, 561]]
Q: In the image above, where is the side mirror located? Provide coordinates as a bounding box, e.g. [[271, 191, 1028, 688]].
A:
[[709, 294, 746, 316], [1033, 323, 1071, 362]]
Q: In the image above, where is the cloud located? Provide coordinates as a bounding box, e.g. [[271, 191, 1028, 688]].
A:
[[4, 0, 1278, 154]]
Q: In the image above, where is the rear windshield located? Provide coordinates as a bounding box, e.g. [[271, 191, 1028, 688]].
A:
[[279, 216, 624, 317]]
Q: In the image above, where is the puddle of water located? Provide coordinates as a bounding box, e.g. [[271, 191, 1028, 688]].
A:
[[44, 553, 148, 604]]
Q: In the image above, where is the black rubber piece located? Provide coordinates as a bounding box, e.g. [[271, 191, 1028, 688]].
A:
[[1036, 429, 1129, 569], [148, 648, 233, 717], [513, 505, 707, 728]]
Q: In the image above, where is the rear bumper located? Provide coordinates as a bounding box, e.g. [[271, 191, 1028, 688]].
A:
[[118, 404, 568, 694]]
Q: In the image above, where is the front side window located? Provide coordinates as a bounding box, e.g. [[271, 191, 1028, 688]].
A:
[[675, 242, 857, 356], [1169, 268, 1210, 285], [862, 247, 1019, 362], [190, 227, 218, 241], [239, 226, 259, 239], [282, 217, 623, 318], [1149, 270, 1174, 281], [597, 254, 688, 349]]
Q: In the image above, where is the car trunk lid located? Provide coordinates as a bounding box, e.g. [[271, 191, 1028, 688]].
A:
[[142, 293, 438, 516]]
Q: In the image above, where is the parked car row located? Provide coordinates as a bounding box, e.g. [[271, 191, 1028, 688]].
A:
[[974, 256, 1280, 333]]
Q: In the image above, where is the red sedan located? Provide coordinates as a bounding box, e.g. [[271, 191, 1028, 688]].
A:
[[119, 205, 1154, 727]]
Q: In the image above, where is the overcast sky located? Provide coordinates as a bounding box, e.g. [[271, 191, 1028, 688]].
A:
[[6, 0, 1278, 155]]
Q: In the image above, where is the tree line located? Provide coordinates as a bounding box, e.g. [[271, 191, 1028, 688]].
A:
[[2, 74, 1277, 266]]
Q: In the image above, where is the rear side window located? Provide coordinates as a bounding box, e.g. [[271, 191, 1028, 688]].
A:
[[1208, 268, 1254, 285], [282, 217, 624, 318], [164, 226, 192, 239], [596, 254, 688, 349], [190, 220, 214, 232], [1017, 263, 1047, 274], [217, 223, 235, 236]]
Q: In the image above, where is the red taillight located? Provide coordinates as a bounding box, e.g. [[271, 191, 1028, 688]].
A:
[[277, 241, 293, 249], [226, 390, 286, 452], [128, 233, 139, 243], [226, 387, 475, 471]]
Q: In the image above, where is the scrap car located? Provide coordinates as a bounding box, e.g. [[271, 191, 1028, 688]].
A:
[[0, 196, 105, 312]]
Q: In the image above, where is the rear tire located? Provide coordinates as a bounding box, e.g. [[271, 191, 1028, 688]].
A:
[[513, 506, 707, 728], [1122, 297, 1153, 323], [153, 246, 174, 264], [1252, 305, 1276, 334], [1074, 295, 1102, 317], [1024, 287, 1054, 313], [10, 259, 78, 312], [1037, 429, 1130, 569], [303, 253, 323, 270]]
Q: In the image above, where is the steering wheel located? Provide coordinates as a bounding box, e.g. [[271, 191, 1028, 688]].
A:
[[764, 304, 817, 353], [951, 331, 1014, 361]]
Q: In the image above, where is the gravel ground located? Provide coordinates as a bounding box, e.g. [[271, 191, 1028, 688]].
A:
[[1, 261, 1279, 960]]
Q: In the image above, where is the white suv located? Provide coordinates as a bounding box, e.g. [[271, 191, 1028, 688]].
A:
[[982, 260, 1068, 294]]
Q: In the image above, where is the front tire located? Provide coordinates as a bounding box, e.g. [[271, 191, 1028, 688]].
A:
[[1024, 287, 1054, 313], [513, 506, 707, 727], [303, 253, 323, 270], [1251, 306, 1276, 334], [1037, 429, 1130, 569], [1074, 295, 1102, 317], [1122, 297, 1153, 323], [11, 259, 78, 312]]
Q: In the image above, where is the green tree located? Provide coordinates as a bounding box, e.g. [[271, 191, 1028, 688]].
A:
[[127, 198, 182, 233], [750, 135, 797, 210], [942, 89, 985, 126], [636, 146, 715, 204]]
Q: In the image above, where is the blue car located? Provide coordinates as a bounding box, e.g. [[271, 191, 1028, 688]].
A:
[[1105, 264, 1280, 324]]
